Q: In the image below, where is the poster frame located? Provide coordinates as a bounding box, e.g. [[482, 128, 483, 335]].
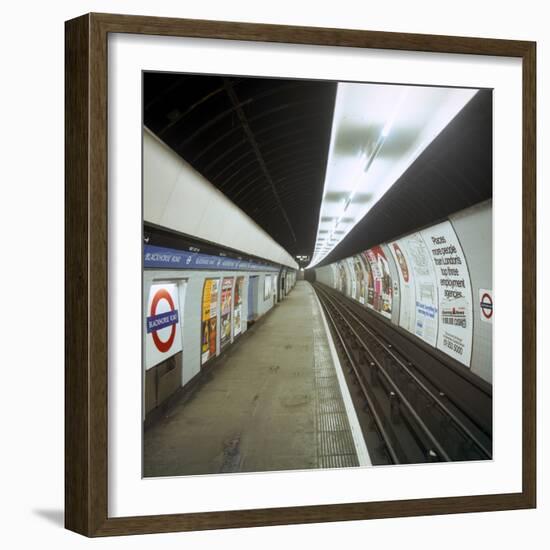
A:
[[220, 276, 234, 349], [65, 12, 536, 536], [200, 278, 220, 365], [233, 275, 245, 337]]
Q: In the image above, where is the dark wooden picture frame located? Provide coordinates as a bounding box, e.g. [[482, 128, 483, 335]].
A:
[[65, 12, 536, 537]]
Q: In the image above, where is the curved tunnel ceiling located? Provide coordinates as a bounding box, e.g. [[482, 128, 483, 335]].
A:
[[144, 73, 337, 260], [317, 88, 493, 267], [309, 83, 479, 267], [144, 74, 492, 268]]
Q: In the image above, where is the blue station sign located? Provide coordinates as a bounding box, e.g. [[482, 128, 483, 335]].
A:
[[144, 244, 281, 273]]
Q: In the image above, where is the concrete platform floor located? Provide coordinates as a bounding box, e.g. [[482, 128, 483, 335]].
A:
[[143, 281, 359, 477]]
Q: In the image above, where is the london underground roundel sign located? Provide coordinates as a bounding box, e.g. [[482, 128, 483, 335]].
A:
[[145, 283, 183, 369], [147, 288, 178, 352], [479, 288, 493, 323]]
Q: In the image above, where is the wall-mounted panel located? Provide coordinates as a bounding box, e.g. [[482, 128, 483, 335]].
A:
[[389, 241, 416, 334], [420, 221, 474, 367], [233, 276, 245, 338], [220, 277, 234, 350], [201, 279, 220, 365], [364, 246, 393, 320]]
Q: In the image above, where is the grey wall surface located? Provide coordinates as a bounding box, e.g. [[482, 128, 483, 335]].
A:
[[315, 265, 334, 287], [449, 200, 492, 383]]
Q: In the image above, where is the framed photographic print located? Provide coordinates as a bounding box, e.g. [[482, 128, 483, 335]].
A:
[[65, 12, 536, 537]]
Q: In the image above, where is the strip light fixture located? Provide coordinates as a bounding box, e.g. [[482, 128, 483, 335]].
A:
[[307, 83, 477, 268]]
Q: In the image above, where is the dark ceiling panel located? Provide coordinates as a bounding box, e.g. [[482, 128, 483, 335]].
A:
[[144, 73, 337, 259]]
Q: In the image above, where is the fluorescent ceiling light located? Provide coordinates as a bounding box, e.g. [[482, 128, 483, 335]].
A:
[[307, 83, 477, 268]]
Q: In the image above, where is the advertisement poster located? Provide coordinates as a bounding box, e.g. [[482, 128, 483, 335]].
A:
[[400, 233, 438, 347], [337, 261, 347, 294], [346, 257, 357, 299], [264, 274, 272, 301], [364, 246, 392, 319], [201, 278, 219, 365], [233, 276, 245, 336], [390, 241, 416, 333], [220, 277, 234, 350], [361, 252, 375, 308], [421, 222, 473, 366], [145, 282, 184, 370], [352, 255, 367, 304]]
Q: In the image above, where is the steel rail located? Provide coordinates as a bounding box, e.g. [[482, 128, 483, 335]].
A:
[[316, 285, 451, 462], [317, 284, 492, 459], [318, 292, 401, 464], [328, 282, 493, 399], [333, 286, 493, 438]]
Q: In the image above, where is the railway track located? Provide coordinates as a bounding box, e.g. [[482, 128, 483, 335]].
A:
[[313, 282, 492, 465]]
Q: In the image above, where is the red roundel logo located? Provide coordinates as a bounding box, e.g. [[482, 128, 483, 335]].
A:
[[147, 288, 178, 353], [480, 292, 493, 320]]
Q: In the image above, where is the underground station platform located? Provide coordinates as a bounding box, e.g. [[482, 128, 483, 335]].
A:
[[144, 281, 367, 477], [140, 72, 493, 480]]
